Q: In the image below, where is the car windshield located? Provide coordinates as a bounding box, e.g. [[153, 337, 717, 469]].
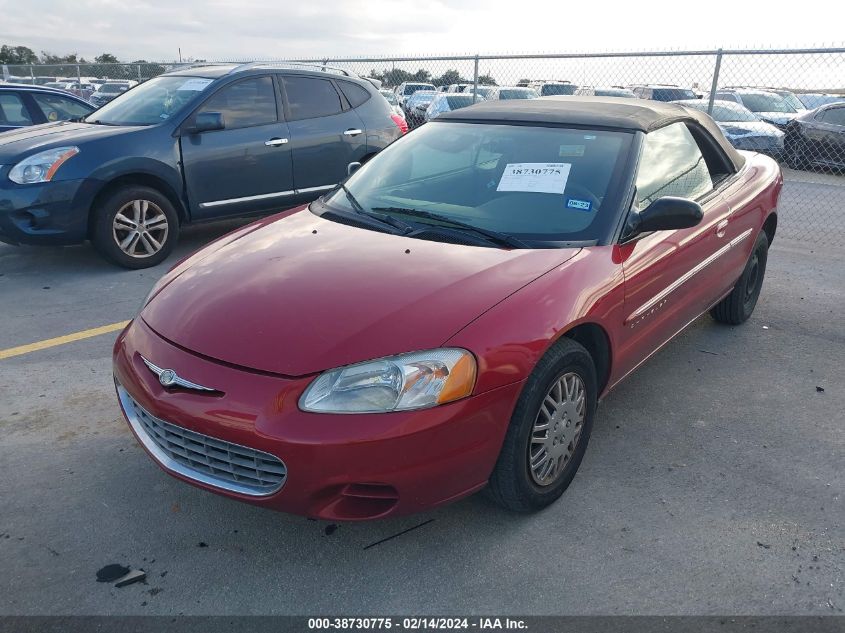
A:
[[540, 84, 577, 96], [404, 84, 434, 95], [86, 75, 213, 126], [594, 88, 635, 98], [498, 88, 539, 100], [776, 91, 806, 111], [318, 121, 632, 244], [741, 93, 795, 113], [652, 88, 697, 101]]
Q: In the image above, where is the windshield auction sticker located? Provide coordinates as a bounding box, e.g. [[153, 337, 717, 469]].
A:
[[497, 163, 572, 195], [177, 78, 214, 91]]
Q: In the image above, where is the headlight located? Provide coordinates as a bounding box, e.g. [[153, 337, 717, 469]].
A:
[[300, 348, 477, 413], [9, 147, 79, 184]]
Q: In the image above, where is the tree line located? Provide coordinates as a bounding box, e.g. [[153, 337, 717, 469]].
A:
[[1, 44, 169, 80], [368, 67, 497, 88], [0, 44, 125, 66]]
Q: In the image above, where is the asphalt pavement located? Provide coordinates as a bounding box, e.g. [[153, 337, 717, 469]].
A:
[[0, 190, 843, 615]]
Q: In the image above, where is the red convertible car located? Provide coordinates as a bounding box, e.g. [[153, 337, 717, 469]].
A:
[[113, 97, 782, 520]]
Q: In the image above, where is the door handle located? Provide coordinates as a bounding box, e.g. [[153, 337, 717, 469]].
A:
[[265, 138, 289, 146], [343, 129, 363, 136], [716, 219, 729, 238]]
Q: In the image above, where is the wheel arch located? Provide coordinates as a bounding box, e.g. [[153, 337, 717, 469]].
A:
[[87, 172, 187, 239], [762, 212, 777, 246], [558, 321, 612, 396]]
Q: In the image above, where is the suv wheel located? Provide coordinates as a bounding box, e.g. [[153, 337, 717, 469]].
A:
[[91, 185, 179, 269]]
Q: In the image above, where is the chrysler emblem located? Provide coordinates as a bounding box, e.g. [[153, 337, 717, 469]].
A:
[[141, 356, 218, 392], [158, 369, 178, 387]]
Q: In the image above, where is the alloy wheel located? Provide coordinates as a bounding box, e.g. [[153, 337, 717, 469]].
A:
[[112, 199, 169, 258]]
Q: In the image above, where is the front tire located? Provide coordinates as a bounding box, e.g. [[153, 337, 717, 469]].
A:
[[710, 231, 769, 325], [91, 185, 179, 269], [784, 136, 809, 170], [487, 338, 597, 512]]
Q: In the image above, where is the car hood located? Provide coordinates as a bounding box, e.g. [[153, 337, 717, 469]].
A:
[[753, 112, 798, 125], [0, 121, 136, 162], [718, 121, 783, 137], [141, 208, 580, 376]]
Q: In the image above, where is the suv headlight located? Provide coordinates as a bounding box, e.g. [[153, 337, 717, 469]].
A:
[[9, 147, 80, 184], [300, 348, 477, 413]]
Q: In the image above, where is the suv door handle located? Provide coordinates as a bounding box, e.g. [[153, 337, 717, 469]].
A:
[[265, 138, 289, 146], [716, 219, 729, 238], [343, 129, 363, 136]]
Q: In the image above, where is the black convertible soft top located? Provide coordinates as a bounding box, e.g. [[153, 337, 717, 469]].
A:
[[438, 96, 745, 172]]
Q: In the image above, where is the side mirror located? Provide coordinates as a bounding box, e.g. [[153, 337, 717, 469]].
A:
[[347, 161, 362, 176], [188, 112, 225, 134], [623, 196, 703, 240]]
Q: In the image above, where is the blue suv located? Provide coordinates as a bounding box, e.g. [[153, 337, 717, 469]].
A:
[[0, 63, 404, 268]]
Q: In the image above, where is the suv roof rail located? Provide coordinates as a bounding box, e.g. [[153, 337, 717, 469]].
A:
[[225, 60, 358, 78]]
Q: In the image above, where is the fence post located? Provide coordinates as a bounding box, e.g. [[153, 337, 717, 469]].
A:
[[138, 64, 142, 82], [76, 64, 81, 86], [472, 55, 479, 103], [707, 48, 723, 116], [29, 65, 34, 81]]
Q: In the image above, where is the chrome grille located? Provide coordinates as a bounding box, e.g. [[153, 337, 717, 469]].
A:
[[117, 384, 286, 496]]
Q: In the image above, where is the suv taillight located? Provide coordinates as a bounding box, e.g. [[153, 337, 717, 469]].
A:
[[391, 114, 408, 135]]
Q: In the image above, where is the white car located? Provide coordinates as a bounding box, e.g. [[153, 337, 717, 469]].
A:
[[379, 89, 404, 117]]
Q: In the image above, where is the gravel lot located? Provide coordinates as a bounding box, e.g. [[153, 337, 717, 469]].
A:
[[0, 175, 843, 615]]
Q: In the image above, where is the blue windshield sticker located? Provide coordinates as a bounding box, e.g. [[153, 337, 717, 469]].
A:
[[567, 198, 592, 211]]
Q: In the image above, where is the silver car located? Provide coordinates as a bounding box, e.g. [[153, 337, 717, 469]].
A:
[[710, 89, 800, 129], [425, 92, 485, 121], [484, 86, 539, 101], [677, 99, 784, 156]]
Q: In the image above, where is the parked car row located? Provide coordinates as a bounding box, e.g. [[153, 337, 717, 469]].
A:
[[0, 84, 95, 132]]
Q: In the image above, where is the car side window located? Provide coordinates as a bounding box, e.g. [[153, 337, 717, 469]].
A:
[[821, 107, 845, 126], [31, 93, 92, 122], [635, 122, 714, 208], [282, 76, 343, 121], [197, 76, 277, 129], [338, 81, 371, 108], [0, 93, 33, 126]]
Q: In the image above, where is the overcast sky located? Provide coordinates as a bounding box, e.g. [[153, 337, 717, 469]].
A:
[[1, 0, 842, 62]]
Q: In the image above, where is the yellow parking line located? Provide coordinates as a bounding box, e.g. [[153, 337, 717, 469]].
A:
[[0, 321, 130, 360]]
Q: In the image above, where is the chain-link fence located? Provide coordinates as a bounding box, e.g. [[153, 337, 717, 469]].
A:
[[4, 47, 844, 245]]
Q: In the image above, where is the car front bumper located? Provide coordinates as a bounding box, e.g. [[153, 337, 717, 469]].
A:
[[113, 318, 523, 520], [0, 173, 100, 246]]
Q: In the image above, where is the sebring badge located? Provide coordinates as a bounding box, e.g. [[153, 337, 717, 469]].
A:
[[141, 356, 217, 392]]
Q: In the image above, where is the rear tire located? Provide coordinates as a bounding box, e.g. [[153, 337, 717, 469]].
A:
[[710, 231, 769, 325], [487, 338, 597, 512], [91, 185, 179, 269]]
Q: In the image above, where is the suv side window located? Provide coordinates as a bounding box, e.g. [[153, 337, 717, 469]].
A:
[[0, 93, 33, 126], [31, 93, 92, 122], [338, 81, 371, 108], [197, 76, 277, 129], [283, 76, 343, 121], [636, 122, 714, 207]]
